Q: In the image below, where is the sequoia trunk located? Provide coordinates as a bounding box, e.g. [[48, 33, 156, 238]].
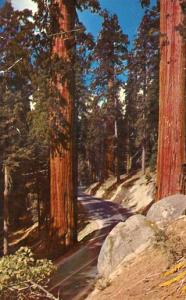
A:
[[50, 0, 77, 247], [157, 0, 186, 199]]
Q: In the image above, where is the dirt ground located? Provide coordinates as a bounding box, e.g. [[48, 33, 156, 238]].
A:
[[88, 248, 186, 300], [88, 217, 186, 300]]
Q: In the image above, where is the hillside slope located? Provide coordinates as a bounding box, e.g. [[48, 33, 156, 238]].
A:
[[85, 170, 156, 214], [87, 216, 186, 300]]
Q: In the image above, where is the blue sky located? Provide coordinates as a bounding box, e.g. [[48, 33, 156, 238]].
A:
[[79, 0, 156, 46], [0, 0, 157, 46]]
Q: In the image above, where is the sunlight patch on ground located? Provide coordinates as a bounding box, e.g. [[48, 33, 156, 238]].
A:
[[9, 222, 38, 246]]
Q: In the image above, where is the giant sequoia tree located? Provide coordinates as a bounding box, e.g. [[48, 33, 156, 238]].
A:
[[50, 0, 100, 248], [50, 0, 77, 248], [157, 0, 186, 199]]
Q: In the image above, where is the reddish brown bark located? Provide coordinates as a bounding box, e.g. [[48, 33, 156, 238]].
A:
[[50, 0, 77, 247], [157, 0, 186, 200]]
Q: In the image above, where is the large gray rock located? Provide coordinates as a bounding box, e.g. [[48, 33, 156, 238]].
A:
[[97, 214, 158, 279], [147, 194, 186, 227]]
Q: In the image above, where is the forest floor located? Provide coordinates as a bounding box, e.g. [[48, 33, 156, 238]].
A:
[[7, 199, 91, 259], [9, 222, 38, 247], [87, 246, 186, 300]]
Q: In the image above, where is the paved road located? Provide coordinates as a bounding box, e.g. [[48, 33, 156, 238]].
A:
[[49, 193, 132, 300]]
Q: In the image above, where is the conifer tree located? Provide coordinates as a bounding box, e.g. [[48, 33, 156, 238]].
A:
[[45, 0, 100, 248], [125, 54, 139, 173], [92, 10, 128, 182], [125, 5, 159, 174], [75, 26, 95, 185], [0, 2, 35, 254]]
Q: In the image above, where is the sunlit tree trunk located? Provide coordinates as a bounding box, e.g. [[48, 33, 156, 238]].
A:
[[50, 0, 77, 247], [141, 143, 146, 175], [141, 103, 146, 175], [107, 78, 120, 181], [157, 0, 186, 200], [114, 103, 120, 183]]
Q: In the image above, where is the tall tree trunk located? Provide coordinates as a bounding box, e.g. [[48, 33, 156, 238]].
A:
[[37, 190, 41, 233], [107, 78, 118, 178], [114, 116, 120, 183], [50, 0, 77, 247], [141, 142, 146, 175], [3, 165, 10, 256], [141, 69, 147, 175], [157, 0, 186, 200], [100, 136, 106, 182]]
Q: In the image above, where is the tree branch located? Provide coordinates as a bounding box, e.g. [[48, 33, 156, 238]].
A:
[[0, 58, 23, 75], [47, 27, 83, 38], [30, 281, 60, 300]]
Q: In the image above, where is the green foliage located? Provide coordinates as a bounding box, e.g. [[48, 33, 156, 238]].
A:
[[0, 2, 34, 171], [0, 247, 56, 299], [78, 10, 128, 183], [77, 0, 101, 12], [92, 10, 128, 96]]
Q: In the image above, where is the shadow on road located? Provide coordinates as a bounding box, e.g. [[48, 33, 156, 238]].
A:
[[49, 192, 132, 300]]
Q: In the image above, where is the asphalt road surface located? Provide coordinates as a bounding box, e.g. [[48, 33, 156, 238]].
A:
[[49, 192, 132, 300]]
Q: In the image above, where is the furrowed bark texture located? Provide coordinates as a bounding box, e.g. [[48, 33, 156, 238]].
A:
[[157, 0, 186, 200], [50, 0, 77, 247]]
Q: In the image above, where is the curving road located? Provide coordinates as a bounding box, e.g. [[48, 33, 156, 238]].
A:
[[49, 192, 132, 300]]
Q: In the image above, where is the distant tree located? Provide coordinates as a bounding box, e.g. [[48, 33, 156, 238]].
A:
[[28, 59, 51, 232], [0, 2, 35, 254], [125, 5, 159, 174], [125, 54, 139, 173], [92, 10, 128, 182], [75, 26, 96, 185]]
